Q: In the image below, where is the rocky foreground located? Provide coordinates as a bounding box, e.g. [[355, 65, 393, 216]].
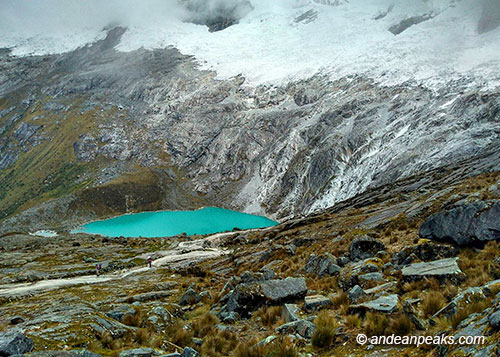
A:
[[0, 148, 499, 356]]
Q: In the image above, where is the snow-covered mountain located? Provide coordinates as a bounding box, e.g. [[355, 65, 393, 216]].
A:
[[2, 0, 500, 87], [0, 0, 499, 222]]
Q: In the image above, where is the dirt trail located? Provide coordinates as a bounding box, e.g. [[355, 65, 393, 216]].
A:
[[0, 230, 241, 298]]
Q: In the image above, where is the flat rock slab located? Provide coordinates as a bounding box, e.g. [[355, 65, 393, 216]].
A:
[[349, 294, 399, 314], [304, 295, 332, 312], [401, 258, 463, 281]]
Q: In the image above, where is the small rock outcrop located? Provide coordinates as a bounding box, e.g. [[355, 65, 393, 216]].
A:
[[349, 236, 386, 261], [0, 330, 34, 356], [419, 200, 500, 246]]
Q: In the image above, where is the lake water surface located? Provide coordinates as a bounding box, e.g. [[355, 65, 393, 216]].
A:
[[73, 207, 277, 238]]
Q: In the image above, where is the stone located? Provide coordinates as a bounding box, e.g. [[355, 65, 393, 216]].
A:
[[9, 317, 24, 325], [419, 200, 500, 246], [275, 319, 316, 339], [260, 277, 308, 303], [118, 349, 154, 357], [489, 310, 500, 329], [304, 253, 340, 277], [225, 277, 307, 316], [392, 241, 458, 267], [361, 263, 379, 273], [179, 288, 198, 306], [358, 272, 385, 285], [349, 236, 386, 261], [197, 291, 212, 303], [218, 311, 239, 324], [181, 347, 199, 357], [401, 257, 464, 282], [348, 285, 367, 303], [285, 244, 297, 255], [304, 295, 332, 312], [282, 304, 300, 323], [106, 306, 136, 321], [0, 330, 34, 356], [349, 294, 399, 314], [364, 281, 396, 295], [337, 256, 350, 267]]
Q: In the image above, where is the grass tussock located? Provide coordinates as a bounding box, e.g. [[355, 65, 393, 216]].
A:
[[192, 312, 219, 337], [254, 306, 283, 328], [363, 312, 390, 337], [263, 336, 299, 357], [387, 314, 412, 336], [450, 297, 492, 330], [201, 329, 239, 357], [330, 291, 349, 314], [421, 291, 446, 317], [232, 338, 263, 357], [344, 314, 362, 330], [311, 311, 338, 349]]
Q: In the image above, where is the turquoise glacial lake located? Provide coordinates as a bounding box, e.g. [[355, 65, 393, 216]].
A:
[[73, 207, 278, 238]]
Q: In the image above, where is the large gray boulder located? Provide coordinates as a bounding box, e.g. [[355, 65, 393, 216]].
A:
[[349, 236, 385, 261], [304, 253, 340, 277], [224, 277, 307, 316], [419, 200, 500, 246], [0, 330, 34, 356], [401, 257, 465, 282]]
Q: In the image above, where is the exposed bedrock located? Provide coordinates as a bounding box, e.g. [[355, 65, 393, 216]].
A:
[[0, 27, 499, 223]]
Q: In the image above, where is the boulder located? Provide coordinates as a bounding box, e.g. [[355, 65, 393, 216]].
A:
[[401, 257, 464, 282], [419, 200, 500, 246], [9, 317, 24, 326], [179, 287, 198, 306], [225, 277, 307, 316], [304, 295, 332, 312], [275, 319, 316, 339], [304, 253, 340, 277], [106, 306, 136, 321], [118, 348, 154, 357], [260, 277, 308, 303], [348, 285, 367, 303], [392, 241, 458, 267], [282, 304, 300, 323], [181, 347, 199, 357], [21, 351, 101, 357], [349, 294, 399, 314], [358, 272, 385, 285], [349, 236, 386, 261], [489, 310, 500, 329], [0, 330, 34, 356]]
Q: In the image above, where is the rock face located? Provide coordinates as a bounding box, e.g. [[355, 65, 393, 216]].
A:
[[1, 25, 500, 224], [304, 253, 340, 277], [0, 330, 34, 356], [349, 236, 385, 261], [401, 258, 464, 282], [419, 200, 500, 246]]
